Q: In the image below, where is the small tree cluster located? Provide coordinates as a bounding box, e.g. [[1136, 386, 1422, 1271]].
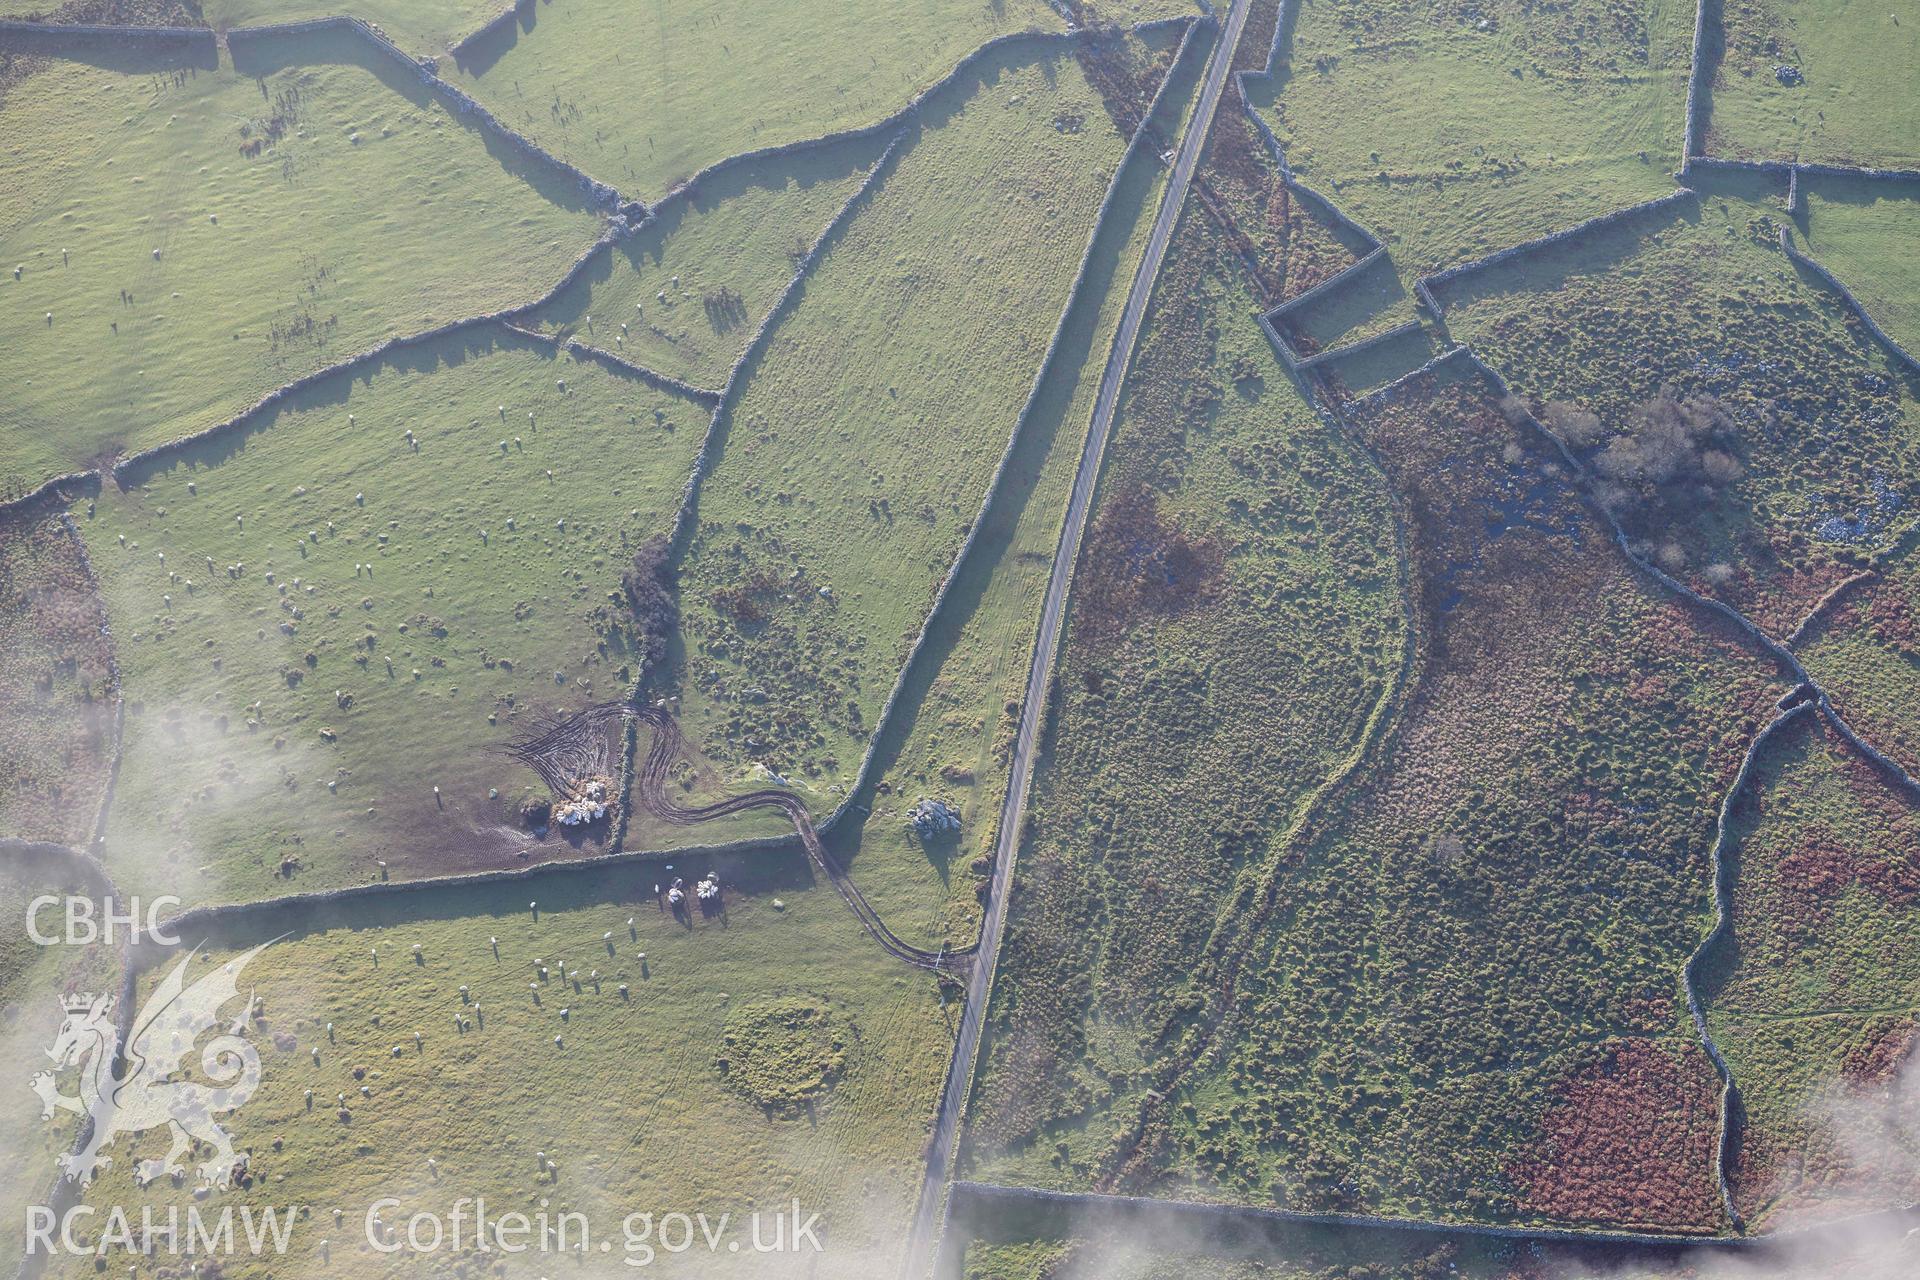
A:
[[1594, 388, 1741, 486], [1539, 388, 1744, 518]]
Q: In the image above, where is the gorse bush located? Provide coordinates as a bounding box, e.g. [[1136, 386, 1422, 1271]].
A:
[[621, 534, 677, 684]]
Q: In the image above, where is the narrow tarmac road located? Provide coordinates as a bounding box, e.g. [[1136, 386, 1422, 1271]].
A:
[[897, 0, 1253, 1271]]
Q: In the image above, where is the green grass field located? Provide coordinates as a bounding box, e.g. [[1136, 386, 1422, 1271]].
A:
[[200, 0, 502, 55], [1273, 261, 1415, 353], [1077, 0, 1196, 24], [1705, 0, 1920, 168], [670, 36, 1149, 801], [1246, 0, 1693, 278], [956, 1213, 1520, 1279], [829, 28, 1205, 954], [40, 852, 955, 1278], [1441, 190, 1920, 637], [528, 131, 886, 390], [76, 326, 712, 909], [0, 500, 115, 847], [1800, 176, 1920, 359], [449, 0, 1065, 199], [0, 29, 602, 496], [0, 853, 122, 1266], [1702, 712, 1920, 1229]]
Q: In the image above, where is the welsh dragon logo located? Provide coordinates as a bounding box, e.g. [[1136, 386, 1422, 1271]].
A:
[[31, 941, 274, 1187]]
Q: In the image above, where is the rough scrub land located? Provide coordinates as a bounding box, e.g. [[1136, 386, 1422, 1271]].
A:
[[0, 499, 115, 847], [962, 201, 1407, 1202], [1442, 191, 1920, 638], [1705, 712, 1920, 1229]]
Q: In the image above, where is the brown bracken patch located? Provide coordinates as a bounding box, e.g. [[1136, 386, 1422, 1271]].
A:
[[1075, 484, 1224, 640], [1509, 1038, 1725, 1231]]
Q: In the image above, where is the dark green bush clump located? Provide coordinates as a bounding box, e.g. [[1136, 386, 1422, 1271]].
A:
[[622, 534, 677, 683]]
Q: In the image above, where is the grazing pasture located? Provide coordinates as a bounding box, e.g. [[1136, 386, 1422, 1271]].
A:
[[1441, 191, 1920, 636], [1798, 176, 1920, 360], [1703, 713, 1920, 1229], [0, 852, 122, 1266], [832, 28, 1205, 954], [202, 0, 502, 55], [1704, 0, 1920, 168], [1247, 0, 1694, 277], [77, 326, 711, 908], [450, 0, 1065, 198], [0, 28, 602, 495], [671, 36, 1152, 798], [528, 131, 885, 390], [41, 853, 955, 1278]]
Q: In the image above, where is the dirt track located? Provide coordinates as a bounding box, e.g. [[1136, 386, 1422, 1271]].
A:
[[628, 703, 973, 974]]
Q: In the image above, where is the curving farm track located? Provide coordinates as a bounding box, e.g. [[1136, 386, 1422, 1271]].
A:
[[627, 703, 974, 975]]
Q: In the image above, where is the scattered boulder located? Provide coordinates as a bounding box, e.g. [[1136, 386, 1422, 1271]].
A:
[[908, 797, 961, 841]]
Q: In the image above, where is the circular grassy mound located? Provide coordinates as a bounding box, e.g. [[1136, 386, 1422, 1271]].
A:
[[716, 995, 851, 1115]]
